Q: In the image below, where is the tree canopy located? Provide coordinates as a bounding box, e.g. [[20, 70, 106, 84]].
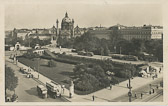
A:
[[5, 66, 18, 91]]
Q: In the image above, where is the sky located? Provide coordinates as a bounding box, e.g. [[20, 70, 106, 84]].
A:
[[5, 2, 163, 30]]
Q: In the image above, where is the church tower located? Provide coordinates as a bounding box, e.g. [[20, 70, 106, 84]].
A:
[[71, 19, 74, 37], [56, 19, 59, 36]]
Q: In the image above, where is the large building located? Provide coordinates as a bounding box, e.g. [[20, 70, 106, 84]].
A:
[[109, 24, 163, 41], [57, 12, 75, 38]]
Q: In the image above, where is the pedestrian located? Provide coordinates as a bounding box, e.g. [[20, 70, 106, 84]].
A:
[[127, 83, 128, 88], [156, 85, 159, 89], [156, 74, 158, 78], [149, 90, 151, 94], [134, 93, 137, 99], [92, 95, 95, 101], [69, 93, 72, 98], [152, 88, 155, 93], [62, 85, 65, 94], [160, 81, 162, 87], [141, 93, 143, 99], [110, 84, 112, 90], [152, 76, 155, 80]]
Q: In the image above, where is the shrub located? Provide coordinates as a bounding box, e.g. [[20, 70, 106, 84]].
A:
[[75, 73, 99, 91], [23, 52, 40, 59], [48, 60, 57, 67]]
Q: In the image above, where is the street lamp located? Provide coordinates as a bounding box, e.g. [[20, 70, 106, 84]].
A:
[[35, 57, 40, 79], [126, 69, 132, 102]]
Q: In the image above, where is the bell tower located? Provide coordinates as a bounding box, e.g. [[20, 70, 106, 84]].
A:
[[56, 19, 59, 36]]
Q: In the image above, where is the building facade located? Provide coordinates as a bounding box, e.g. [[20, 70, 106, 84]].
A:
[[109, 24, 163, 41], [58, 12, 74, 38]]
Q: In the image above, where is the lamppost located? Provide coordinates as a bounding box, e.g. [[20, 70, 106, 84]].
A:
[[37, 58, 39, 79], [126, 69, 132, 102], [36, 57, 40, 79]]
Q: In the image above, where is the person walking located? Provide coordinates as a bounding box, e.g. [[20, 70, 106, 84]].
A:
[[152, 76, 155, 80], [149, 90, 151, 94], [69, 93, 72, 98], [92, 95, 95, 101], [156, 85, 159, 89], [152, 88, 155, 93], [134, 93, 137, 99], [62, 85, 65, 94], [141, 93, 143, 99], [110, 84, 112, 90]]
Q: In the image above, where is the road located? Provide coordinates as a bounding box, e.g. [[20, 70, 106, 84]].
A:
[[111, 77, 163, 102], [5, 57, 68, 102]]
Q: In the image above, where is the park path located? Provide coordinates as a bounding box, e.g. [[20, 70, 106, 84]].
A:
[[5, 55, 163, 102]]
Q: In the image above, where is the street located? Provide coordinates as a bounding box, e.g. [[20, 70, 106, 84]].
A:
[[111, 77, 163, 102], [5, 58, 68, 102]]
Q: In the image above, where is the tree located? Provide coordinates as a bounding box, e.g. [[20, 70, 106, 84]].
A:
[[48, 59, 57, 67], [73, 63, 111, 91], [124, 64, 137, 78], [154, 44, 163, 62], [5, 66, 18, 94]]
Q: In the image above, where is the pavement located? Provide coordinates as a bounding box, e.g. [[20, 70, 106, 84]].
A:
[[112, 77, 163, 102], [5, 51, 163, 102]]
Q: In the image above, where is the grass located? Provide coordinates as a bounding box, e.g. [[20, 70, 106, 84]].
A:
[[17, 57, 75, 88]]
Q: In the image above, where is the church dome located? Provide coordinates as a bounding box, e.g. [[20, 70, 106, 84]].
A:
[[62, 12, 71, 23], [62, 17, 71, 23]]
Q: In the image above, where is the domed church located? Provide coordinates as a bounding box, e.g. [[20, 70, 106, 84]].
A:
[[59, 12, 74, 38]]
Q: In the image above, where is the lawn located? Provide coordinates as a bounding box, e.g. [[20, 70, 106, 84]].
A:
[[17, 57, 75, 88]]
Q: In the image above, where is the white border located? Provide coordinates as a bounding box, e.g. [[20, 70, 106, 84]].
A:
[[0, 0, 168, 105]]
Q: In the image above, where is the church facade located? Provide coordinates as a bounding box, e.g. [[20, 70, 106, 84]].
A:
[[55, 12, 75, 38]]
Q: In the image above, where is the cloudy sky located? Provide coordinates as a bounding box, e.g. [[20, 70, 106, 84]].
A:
[[5, 1, 163, 30]]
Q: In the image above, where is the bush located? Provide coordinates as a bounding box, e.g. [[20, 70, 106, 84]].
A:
[[48, 60, 57, 67], [75, 73, 99, 91], [110, 54, 138, 61], [23, 52, 40, 59]]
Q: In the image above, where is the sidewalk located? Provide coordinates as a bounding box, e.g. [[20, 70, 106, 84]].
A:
[[5, 56, 163, 102]]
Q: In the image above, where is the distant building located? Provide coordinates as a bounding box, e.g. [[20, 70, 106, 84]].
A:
[[58, 12, 74, 38], [109, 24, 163, 41], [74, 25, 85, 37], [11, 28, 31, 40], [88, 25, 110, 39]]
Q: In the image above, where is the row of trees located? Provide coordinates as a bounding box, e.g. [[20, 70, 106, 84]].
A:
[[56, 32, 163, 62], [57, 32, 110, 56], [5, 36, 51, 48]]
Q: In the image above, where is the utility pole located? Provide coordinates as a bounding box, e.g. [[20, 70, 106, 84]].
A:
[[126, 69, 132, 102], [37, 58, 39, 79], [128, 77, 132, 102]]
